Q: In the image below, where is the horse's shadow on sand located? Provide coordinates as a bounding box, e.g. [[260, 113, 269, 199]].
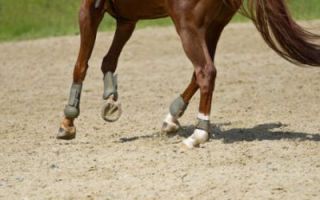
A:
[[118, 122, 320, 144], [179, 122, 320, 143]]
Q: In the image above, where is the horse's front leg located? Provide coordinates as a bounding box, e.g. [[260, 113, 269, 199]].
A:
[[57, 0, 105, 140], [100, 19, 136, 122]]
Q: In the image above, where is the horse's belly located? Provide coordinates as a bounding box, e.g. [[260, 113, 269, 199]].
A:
[[115, 0, 168, 20]]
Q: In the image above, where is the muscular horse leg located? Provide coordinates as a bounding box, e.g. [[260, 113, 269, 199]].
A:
[[101, 20, 136, 74], [182, 23, 226, 148], [166, 0, 228, 147], [57, 0, 105, 139], [162, 21, 225, 136], [178, 24, 224, 105], [100, 19, 136, 122]]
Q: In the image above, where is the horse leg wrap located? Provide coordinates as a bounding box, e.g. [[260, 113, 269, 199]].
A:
[[195, 119, 210, 132], [64, 83, 82, 119], [103, 72, 118, 100], [169, 96, 188, 118]]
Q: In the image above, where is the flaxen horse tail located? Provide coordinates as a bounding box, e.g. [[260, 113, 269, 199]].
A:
[[225, 0, 320, 66]]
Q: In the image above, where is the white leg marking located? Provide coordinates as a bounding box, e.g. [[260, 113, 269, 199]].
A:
[[182, 129, 209, 148], [197, 113, 209, 121], [164, 113, 177, 125]]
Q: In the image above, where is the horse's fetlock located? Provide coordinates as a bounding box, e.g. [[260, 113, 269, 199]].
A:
[[195, 118, 210, 133]]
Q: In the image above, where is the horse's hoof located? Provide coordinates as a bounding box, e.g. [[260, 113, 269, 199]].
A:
[[161, 113, 181, 134], [57, 125, 76, 140], [101, 98, 122, 122], [182, 129, 208, 149], [161, 121, 180, 134]]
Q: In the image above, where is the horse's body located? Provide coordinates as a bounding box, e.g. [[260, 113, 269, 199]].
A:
[[58, 0, 320, 148], [106, 0, 168, 19]]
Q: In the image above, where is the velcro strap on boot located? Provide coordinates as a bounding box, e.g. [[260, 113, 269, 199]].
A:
[[169, 96, 188, 118], [103, 72, 118, 100], [195, 119, 210, 132], [64, 83, 82, 118]]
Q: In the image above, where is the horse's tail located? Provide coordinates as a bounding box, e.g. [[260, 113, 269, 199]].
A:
[[225, 0, 320, 66]]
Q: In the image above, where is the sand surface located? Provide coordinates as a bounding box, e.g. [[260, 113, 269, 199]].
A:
[[0, 22, 319, 199]]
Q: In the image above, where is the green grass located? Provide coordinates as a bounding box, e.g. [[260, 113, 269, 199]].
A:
[[0, 0, 319, 42]]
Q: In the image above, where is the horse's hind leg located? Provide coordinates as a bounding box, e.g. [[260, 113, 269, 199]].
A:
[[167, 0, 230, 148], [162, 73, 198, 133], [162, 17, 225, 136], [100, 19, 136, 122], [181, 23, 226, 148], [178, 24, 224, 148], [57, 0, 105, 140]]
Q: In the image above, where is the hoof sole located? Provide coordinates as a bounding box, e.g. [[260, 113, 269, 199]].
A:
[[57, 126, 76, 140], [101, 99, 122, 122]]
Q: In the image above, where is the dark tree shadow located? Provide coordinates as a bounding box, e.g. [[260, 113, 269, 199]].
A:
[[116, 122, 320, 144], [177, 122, 320, 144]]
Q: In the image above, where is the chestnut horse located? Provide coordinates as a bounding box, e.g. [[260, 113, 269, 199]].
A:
[[58, 0, 320, 148]]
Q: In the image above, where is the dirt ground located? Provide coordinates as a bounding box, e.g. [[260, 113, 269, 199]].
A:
[[0, 21, 319, 200]]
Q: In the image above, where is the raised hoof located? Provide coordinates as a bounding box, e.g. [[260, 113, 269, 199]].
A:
[[57, 125, 76, 140], [101, 98, 122, 122], [161, 121, 180, 134], [182, 129, 209, 149]]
